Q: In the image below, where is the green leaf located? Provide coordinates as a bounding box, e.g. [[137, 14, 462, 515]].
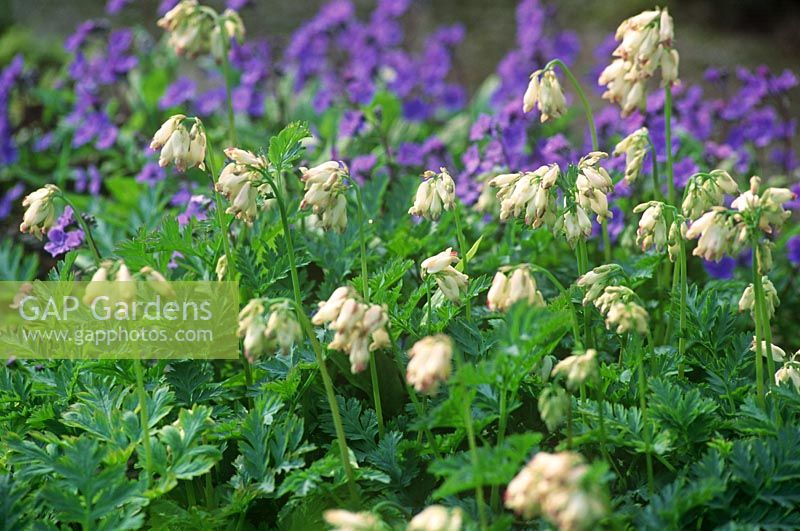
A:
[[429, 433, 542, 498]]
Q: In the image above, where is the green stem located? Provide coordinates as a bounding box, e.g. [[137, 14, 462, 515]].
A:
[[453, 204, 471, 321], [566, 395, 573, 450], [596, 385, 611, 464], [353, 185, 384, 437], [647, 135, 662, 201], [639, 334, 655, 495], [753, 246, 776, 382], [601, 220, 612, 264], [576, 241, 593, 348], [463, 391, 488, 531], [546, 59, 598, 152], [59, 195, 102, 263], [217, 17, 237, 147], [425, 279, 433, 334], [266, 176, 359, 503], [664, 85, 676, 207], [750, 247, 767, 408], [528, 264, 582, 348], [490, 388, 509, 511], [133, 361, 154, 484], [677, 239, 687, 378]]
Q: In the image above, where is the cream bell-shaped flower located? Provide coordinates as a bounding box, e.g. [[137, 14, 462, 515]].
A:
[[600, 7, 679, 116], [19, 184, 59, 238], [594, 286, 649, 335], [407, 505, 463, 531], [750, 338, 787, 363], [613, 127, 649, 183], [420, 249, 469, 304], [151, 115, 206, 172], [312, 287, 390, 373], [681, 169, 739, 220], [406, 335, 453, 396], [505, 451, 606, 530], [158, 1, 244, 60], [685, 208, 737, 262], [490, 164, 560, 228], [263, 302, 302, 359], [576, 264, 621, 305], [775, 362, 800, 392], [487, 265, 546, 311], [408, 168, 456, 220], [552, 349, 599, 391], [216, 147, 267, 224], [300, 161, 350, 233], [633, 201, 668, 252], [738, 276, 779, 319], [576, 152, 614, 222], [523, 69, 567, 122], [323, 509, 380, 531]]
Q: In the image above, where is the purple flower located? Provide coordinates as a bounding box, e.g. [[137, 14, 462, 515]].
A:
[[168, 251, 184, 269], [0, 183, 24, 220], [227, 0, 250, 9], [673, 157, 699, 189], [43, 207, 85, 257], [349, 154, 378, 183], [339, 110, 365, 139], [177, 195, 210, 227], [703, 256, 736, 279], [106, 0, 134, 14], [787, 236, 800, 266], [136, 162, 166, 186], [160, 77, 197, 110]]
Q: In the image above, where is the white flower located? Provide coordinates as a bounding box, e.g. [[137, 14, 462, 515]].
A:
[[775, 363, 800, 392], [407, 505, 463, 531], [263, 302, 302, 358], [685, 208, 738, 262], [633, 201, 668, 252], [421, 249, 469, 304], [421, 248, 459, 275], [300, 161, 349, 233], [408, 168, 456, 220], [682, 169, 739, 220], [215, 255, 228, 280], [487, 266, 545, 311], [576, 152, 614, 222], [523, 69, 567, 122], [19, 184, 59, 238], [738, 276, 779, 319], [552, 349, 599, 390], [613, 127, 649, 183], [594, 286, 649, 335], [152, 115, 206, 172], [406, 335, 453, 395], [158, 1, 244, 60], [323, 509, 380, 531]]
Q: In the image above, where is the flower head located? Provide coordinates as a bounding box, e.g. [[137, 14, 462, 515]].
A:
[[323, 509, 380, 531], [407, 505, 463, 531], [406, 335, 453, 395], [552, 349, 599, 391], [633, 201, 668, 252], [576, 152, 614, 222], [613, 127, 649, 183], [408, 167, 456, 220], [20, 184, 59, 239], [158, 0, 245, 60], [151, 115, 206, 172], [420, 249, 469, 304], [487, 265, 546, 311], [490, 165, 560, 228], [216, 147, 267, 224], [523, 69, 567, 122], [300, 161, 349, 233]]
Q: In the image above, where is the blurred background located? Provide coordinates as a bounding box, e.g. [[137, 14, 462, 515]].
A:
[[2, 0, 799, 92]]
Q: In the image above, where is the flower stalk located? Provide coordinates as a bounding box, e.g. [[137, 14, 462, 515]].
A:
[[263, 172, 359, 502], [58, 194, 102, 263], [353, 183, 384, 437], [133, 361, 154, 484]]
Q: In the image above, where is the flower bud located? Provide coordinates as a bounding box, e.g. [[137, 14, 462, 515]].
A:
[[552, 349, 599, 391], [20, 184, 59, 239]]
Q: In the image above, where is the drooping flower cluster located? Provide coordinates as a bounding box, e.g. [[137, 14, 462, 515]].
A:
[[487, 265, 546, 311], [682, 170, 740, 220], [633, 201, 668, 252], [83, 260, 136, 307], [505, 451, 607, 530], [150, 115, 207, 172], [686, 176, 795, 262], [522, 69, 567, 122], [575, 151, 614, 222], [738, 276, 779, 319], [19, 185, 59, 239], [599, 7, 679, 116], [408, 168, 456, 221], [300, 161, 350, 233], [237, 299, 302, 363], [323, 509, 380, 531], [420, 249, 469, 304], [489, 164, 559, 227], [312, 287, 390, 374], [158, 0, 245, 60], [552, 349, 599, 391], [594, 286, 649, 335], [406, 335, 453, 396], [407, 505, 463, 531], [576, 264, 623, 304], [776, 354, 800, 393], [613, 127, 650, 183], [216, 148, 268, 223]]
